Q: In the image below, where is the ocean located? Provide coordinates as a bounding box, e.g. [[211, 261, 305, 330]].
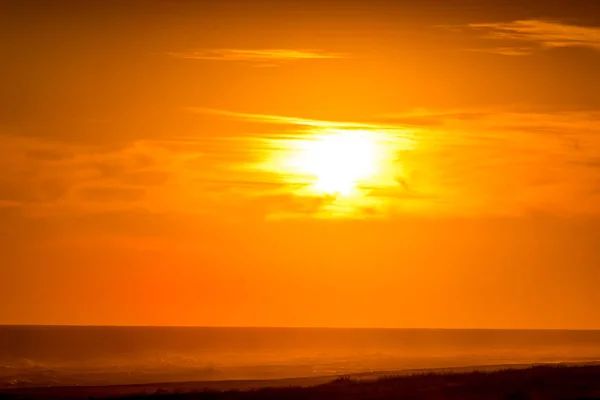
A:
[[2, 326, 600, 389]]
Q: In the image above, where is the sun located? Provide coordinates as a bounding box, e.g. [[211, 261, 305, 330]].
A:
[[257, 125, 413, 215], [289, 129, 385, 196]]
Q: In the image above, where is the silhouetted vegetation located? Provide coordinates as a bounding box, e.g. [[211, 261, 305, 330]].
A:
[[115, 365, 600, 400], [4, 364, 600, 400]]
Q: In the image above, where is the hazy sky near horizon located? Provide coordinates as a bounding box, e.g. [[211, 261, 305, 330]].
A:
[[1, 0, 600, 329]]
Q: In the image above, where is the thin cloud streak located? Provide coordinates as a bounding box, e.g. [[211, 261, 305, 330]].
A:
[[169, 49, 347, 62], [462, 47, 535, 56], [186, 107, 419, 137], [468, 19, 600, 55]]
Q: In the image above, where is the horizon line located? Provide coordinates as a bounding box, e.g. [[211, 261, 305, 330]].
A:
[[2, 324, 600, 332]]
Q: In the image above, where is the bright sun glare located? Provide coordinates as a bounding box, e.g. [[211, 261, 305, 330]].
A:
[[259, 125, 412, 215], [290, 130, 381, 196]]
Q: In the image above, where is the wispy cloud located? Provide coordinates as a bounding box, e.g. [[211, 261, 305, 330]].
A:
[[186, 107, 416, 133], [463, 46, 535, 56], [3, 107, 600, 219], [0, 200, 20, 209], [467, 20, 600, 55], [385, 109, 600, 216], [169, 49, 347, 62], [79, 186, 146, 203], [186, 107, 600, 218], [185, 107, 418, 218]]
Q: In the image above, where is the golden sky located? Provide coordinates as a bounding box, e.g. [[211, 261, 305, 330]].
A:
[[1, 0, 600, 328]]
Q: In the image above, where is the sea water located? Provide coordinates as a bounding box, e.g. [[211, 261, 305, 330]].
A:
[[2, 326, 600, 388]]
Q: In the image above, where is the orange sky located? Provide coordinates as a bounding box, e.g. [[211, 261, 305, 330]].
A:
[[1, 0, 600, 329]]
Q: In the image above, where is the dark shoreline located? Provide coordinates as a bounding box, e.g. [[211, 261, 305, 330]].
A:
[[2, 362, 600, 400]]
